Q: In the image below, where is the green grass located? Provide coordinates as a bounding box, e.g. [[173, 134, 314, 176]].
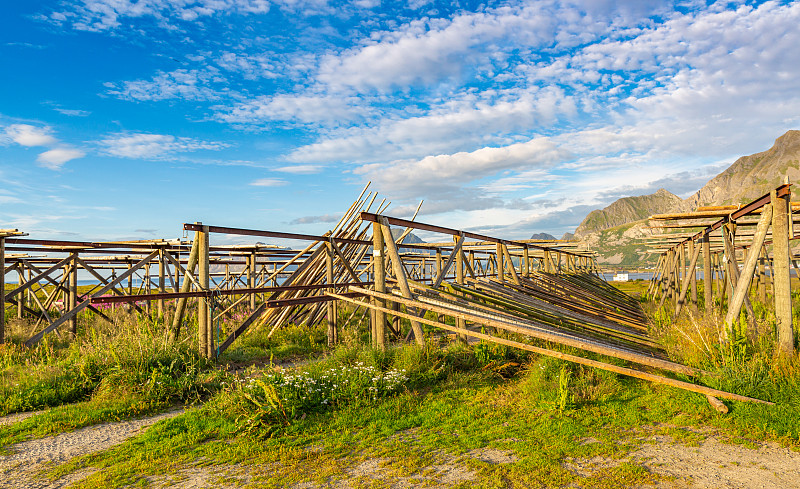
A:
[[42, 345, 798, 489], [3, 283, 800, 488]]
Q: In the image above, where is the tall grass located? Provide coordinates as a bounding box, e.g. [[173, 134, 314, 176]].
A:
[[0, 308, 221, 417]]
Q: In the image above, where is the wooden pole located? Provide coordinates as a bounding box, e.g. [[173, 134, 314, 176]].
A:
[[17, 268, 23, 319], [158, 248, 165, 318], [198, 226, 211, 359], [523, 247, 530, 278], [69, 253, 78, 335], [771, 189, 794, 356], [456, 236, 467, 341], [248, 252, 256, 311], [379, 218, 425, 345], [689, 240, 697, 306], [758, 245, 767, 303], [725, 204, 772, 330], [702, 235, 713, 312], [169, 235, 200, 342], [330, 291, 770, 406], [496, 243, 504, 283], [674, 240, 702, 318], [372, 222, 386, 350], [0, 237, 4, 344], [326, 241, 337, 346]]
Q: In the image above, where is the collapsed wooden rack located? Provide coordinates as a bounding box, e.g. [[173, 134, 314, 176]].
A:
[[1, 187, 773, 406], [644, 182, 796, 357]]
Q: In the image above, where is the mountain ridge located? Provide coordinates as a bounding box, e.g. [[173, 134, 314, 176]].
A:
[[555, 129, 800, 267]]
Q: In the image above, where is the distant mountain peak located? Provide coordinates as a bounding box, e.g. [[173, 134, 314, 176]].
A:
[[574, 188, 681, 238], [529, 232, 556, 240], [683, 129, 800, 210]]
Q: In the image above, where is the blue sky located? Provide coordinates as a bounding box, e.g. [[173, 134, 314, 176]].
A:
[[1, 0, 799, 243]]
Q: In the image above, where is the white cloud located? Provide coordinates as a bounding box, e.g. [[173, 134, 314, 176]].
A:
[[289, 213, 338, 224], [216, 93, 365, 125], [99, 132, 229, 159], [0, 194, 22, 204], [316, 9, 545, 92], [53, 107, 91, 117], [287, 87, 578, 163], [5, 124, 57, 147], [48, 0, 272, 32], [106, 69, 226, 101], [356, 137, 571, 194], [250, 178, 288, 187], [36, 147, 85, 169], [273, 164, 322, 174]]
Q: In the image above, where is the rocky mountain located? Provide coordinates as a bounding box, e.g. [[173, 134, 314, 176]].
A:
[[567, 130, 800, 268], [574, 188, 682, 238], [683, 130, 800, 209], [529, 232, 557, 240], [390, 228, 425, 244]]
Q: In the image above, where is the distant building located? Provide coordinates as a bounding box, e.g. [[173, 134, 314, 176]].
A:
[[612, 271, 629, 282]]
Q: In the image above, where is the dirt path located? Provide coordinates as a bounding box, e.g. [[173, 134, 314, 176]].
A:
[[632, 435, 800, 488], [566, 433, 800, 488], [0, 411, 42, 428], [2, 408, 798, 488], [0, 409, 184, 489]]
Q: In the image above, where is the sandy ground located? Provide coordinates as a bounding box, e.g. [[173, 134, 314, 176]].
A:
[[1, 410, 799, 489], [0, 409, 184, 489]]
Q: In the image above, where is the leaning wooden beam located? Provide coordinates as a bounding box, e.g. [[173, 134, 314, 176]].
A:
[[432, 234, 464, 289], [353, 285, 700, 377], [702, 235, 713, 312], [379, 218, 425, 345], [72, 256, 145, 315], [169, 234, 200, 342], [217, 303, 267, 355], [25, 250, 159, 347], [725, 204, 772, 329], [372, 221, 386, 349], [330, 292, 770, 406], [4, 255, 73, 301], [674, 239, 702, 317]]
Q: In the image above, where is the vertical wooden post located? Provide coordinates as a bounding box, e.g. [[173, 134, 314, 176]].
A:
[[69, 253, 78, 335], [26, 266, 33, 312], [325, 241, 337, 346], [679, 243, 686, 289], [127, 259, 133, 296], [435, 248, 443, 322], [758, 245, 767, 302], [689, 240, 697, 306], [703, 235, 712, 312], [0, 237, 4, 344], [248, 251, 256, 311], [158, 248, 165, 319], [469, 250, 475, 276], [496, 243, 504, 283], [197, 225, 211, 359], [523, 247, 530, 278], [372, 222, 386, 350], [675, 242, 702, 317], [771, 189, 794, 355], [456, 236, 467, 341], [17, 268, 23, 319]]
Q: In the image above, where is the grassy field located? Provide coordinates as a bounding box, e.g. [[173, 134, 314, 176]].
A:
[[2, 279, 799, 488]]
